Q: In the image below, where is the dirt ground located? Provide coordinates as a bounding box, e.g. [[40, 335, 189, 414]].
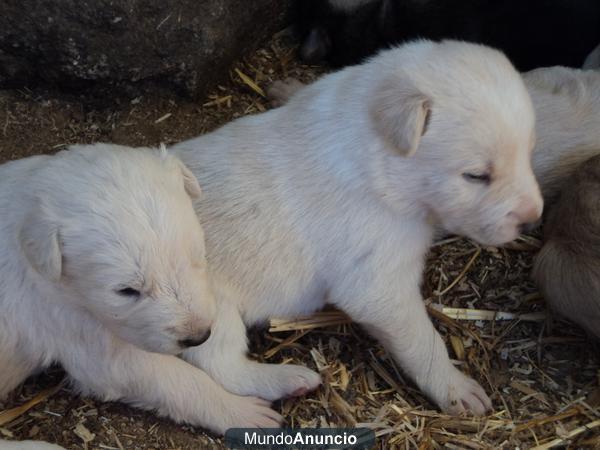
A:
[[0, 34, 599, 449]]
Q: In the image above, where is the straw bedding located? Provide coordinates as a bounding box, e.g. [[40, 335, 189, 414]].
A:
[[0, 32, 598, 449]]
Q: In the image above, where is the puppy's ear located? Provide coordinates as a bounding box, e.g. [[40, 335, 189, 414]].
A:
[[370, 77, 432, 156], [178, 161, 202, 199], [19, 205, 62, 282]]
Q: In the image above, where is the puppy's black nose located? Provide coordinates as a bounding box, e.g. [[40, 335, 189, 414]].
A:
[[178, 329, 211, 348], [519, 221, 538, 235]]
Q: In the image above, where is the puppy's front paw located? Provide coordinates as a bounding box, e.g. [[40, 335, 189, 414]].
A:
[[441, 367, 492, 416], [272, 364, 322, 399], [214, 395, 283, 434], [243, 363, 322, 401]]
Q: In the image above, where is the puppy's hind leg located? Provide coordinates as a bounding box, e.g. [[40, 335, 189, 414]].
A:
[[182, 300, 321, 401]]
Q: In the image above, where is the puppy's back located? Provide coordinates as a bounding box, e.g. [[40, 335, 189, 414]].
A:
[[526, 67, 600, 203], [533, 155, 600, 339]]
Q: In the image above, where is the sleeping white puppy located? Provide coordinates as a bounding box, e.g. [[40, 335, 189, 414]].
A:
[[269, 66, 600, 204], [0, 144, 281, 441], [173, 40, 542, 415]]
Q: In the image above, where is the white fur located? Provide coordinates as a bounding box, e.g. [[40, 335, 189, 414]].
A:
[[0, 144, 282, 437], [269, 66, 600, 205], [0, 441, 65, 450], [583, 44, 600, 70], [173, 40, 542, 415]]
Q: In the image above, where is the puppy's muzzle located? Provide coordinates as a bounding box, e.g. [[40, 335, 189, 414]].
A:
[[178, 329, 211, 348]]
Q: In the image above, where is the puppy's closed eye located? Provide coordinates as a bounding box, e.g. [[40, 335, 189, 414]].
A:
[[116, 287, 141, 299], [462, 172, 491, 184]]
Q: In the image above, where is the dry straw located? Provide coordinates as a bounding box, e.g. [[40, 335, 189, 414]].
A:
[[0, 33, 598, 449]]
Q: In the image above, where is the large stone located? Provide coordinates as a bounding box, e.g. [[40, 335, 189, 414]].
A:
[[0, 0, 288, 97]]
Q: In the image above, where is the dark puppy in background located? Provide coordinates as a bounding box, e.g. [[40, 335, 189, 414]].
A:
[[296, 0, 600, 70], [533, 155, 600, 341], [295, 0, 382, 64]]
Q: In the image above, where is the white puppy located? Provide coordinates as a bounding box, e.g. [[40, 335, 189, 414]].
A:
[[0, 144, 281, 438], [173, 40, 542, 415], [269, 67, 600, 204]]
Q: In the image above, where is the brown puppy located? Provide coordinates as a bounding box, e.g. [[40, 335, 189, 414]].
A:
[[533, 154, 600, 340]]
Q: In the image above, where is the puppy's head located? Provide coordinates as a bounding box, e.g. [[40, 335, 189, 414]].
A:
[[370, 40, 543, 246], [19, 144, 215, 354]]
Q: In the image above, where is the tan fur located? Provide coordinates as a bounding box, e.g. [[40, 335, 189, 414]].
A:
[[533, 154, 600, 340]]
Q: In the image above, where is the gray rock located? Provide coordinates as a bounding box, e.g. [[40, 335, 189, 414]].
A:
[[0, 0, 288, 97]]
